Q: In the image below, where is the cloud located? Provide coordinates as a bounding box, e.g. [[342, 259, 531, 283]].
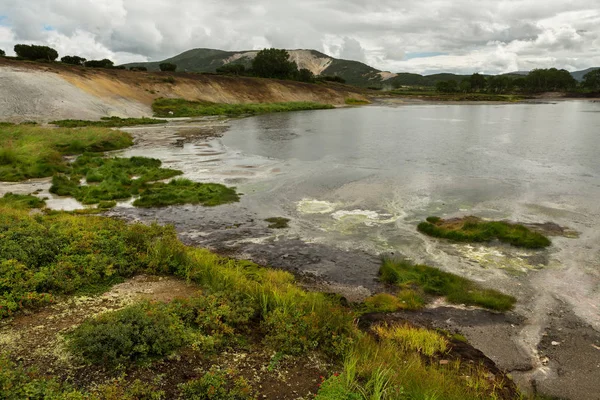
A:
[[0, 0, 598, 73]]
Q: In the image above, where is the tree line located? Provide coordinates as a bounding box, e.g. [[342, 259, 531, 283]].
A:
[[435, 69, 600, 93]]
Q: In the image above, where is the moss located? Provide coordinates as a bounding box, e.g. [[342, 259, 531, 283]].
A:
[[379, 258, 516, 311], [152, 98, 335, 117], [265, 217, 290, 229], [418, 216, 551, 249], [51, 117, 167, 128], [0, 193, 45, 209]]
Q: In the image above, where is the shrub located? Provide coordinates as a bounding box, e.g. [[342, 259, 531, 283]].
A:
[[61, 55, 86, 66], [216, 64, 246, 75], [0, 49, 5, 57], [129, 66, 148, 71], [178, 368, 254, 399], [251, 48, 298, 79], [85, 59, 114, 68], [67, 302, 188, 365], [13, 44, 58, 61], [296, 68, 315, 83], [317, 75, 346, 84], [159, 62, 177, 72]]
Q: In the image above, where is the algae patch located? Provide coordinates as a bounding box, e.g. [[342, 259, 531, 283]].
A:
[[296, 198, 338, 214]]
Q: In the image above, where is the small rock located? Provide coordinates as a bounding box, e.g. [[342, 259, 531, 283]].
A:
[[439, 360, 449, 365], [551, 341, 560, 346], [541, 356, 550, 365]]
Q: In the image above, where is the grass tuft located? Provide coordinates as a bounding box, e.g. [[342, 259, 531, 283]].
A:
[[379, 258, 516, 311], [372, 323, 448, 356], [418, 216, 551, 248], [152, 98, 335, 117], [132, 178, 240, 208]]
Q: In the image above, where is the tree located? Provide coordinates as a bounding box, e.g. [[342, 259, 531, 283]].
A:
[[582, 69, 600, 91], [486, 75, 514, 94], [524, 68, 576, 92], [14, 44, 58, 61], [459, 79, 471, 93], [159, 63, 177, 72], [0, 49, 5, 57], [84, 59, 114, 68], [61, 55, 86, 66], [469, 73, 486, 91], [252, 48, 298, 79], [435, 80, 458, 93], [296, 68, 315, 83], [216, 63, 246, 75]]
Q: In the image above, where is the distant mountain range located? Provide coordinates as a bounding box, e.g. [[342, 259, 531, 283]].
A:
[[124, 49, 599, 87]]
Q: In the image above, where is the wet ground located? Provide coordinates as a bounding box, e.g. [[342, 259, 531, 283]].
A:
[[2, 103, 600, 399]]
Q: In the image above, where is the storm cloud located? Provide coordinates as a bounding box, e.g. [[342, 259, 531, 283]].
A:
[[0, 0, 599, 74]]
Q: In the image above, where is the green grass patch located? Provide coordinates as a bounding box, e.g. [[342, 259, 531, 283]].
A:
[[152, 98, 335, 117], [51, 117, 167, 128], [380, 258, 516, 311], [373, 323, 448, 356], [0, 125, 133, 182], [264, 217, 290, 229], [418, 215, 551, 248], [132, 178, 240, 208], [344, 98, 370, 105], [389, 90, 525, 102], [50, 154, 183, 204], [0, 193, 45, 209]]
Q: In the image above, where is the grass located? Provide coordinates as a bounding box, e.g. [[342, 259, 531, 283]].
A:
[[132, 178, 240, 208], [418, 216, 551, 249], [50, 154, 183, 204], [50, 155, 239, 207], [362, 290, 425, 313], [0, 193, 45, 209], [0, 125, 133, 182], [152, 98, 335, 117], [379, 258, 516, 311], [265, 217, 290, 229], [0, 204, 515, 399], [345, 98, 370, 105], [51, 117, 167, 128]]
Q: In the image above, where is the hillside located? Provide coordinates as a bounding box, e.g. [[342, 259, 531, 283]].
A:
[[126, 48, 599, 87], [0, 58, 366, 122]]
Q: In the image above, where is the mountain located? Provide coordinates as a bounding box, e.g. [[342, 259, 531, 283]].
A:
[[571, 67, 600, 82], [124, 48, 599, 87]]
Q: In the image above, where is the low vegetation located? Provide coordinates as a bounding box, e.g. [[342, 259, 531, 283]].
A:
[[418, 216, 551, 248], [390, 89, 525, 102], [345, 98, 370, 105], [132, 178, 240, 208], [51, 116, 167, 128], [0, 203, 515, 399], [0, 124, 133, 182], [0, 193, 45, 209], [264, 217, 290, 229], [152, 98, 334, 118], [380, 258, 516, 311]]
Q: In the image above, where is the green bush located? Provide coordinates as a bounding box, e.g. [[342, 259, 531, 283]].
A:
[[251, 48, 298, 79], [85, 59, 114, 68], [216, 64, 246, 75], [178, 368, 254, 399], [61, 55, 86, 66], [67, 302, 187, 365], [14, 44, 58, 61], [159, 62, 177, 72], [129, 66, 148, 71]]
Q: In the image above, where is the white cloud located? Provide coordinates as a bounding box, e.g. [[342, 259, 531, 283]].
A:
[[0, 0, 598, 73]]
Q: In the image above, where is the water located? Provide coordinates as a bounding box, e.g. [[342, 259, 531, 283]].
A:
[[218, 102, 600, 327]]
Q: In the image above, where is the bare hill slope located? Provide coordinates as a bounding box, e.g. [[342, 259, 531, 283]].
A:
[[0, 59, 366, 122]]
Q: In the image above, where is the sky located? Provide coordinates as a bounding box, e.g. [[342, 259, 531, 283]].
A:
[[1, 0, 599, 75]]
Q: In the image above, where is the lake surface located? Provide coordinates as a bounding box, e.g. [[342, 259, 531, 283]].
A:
[[219, 101, 600, 327]]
